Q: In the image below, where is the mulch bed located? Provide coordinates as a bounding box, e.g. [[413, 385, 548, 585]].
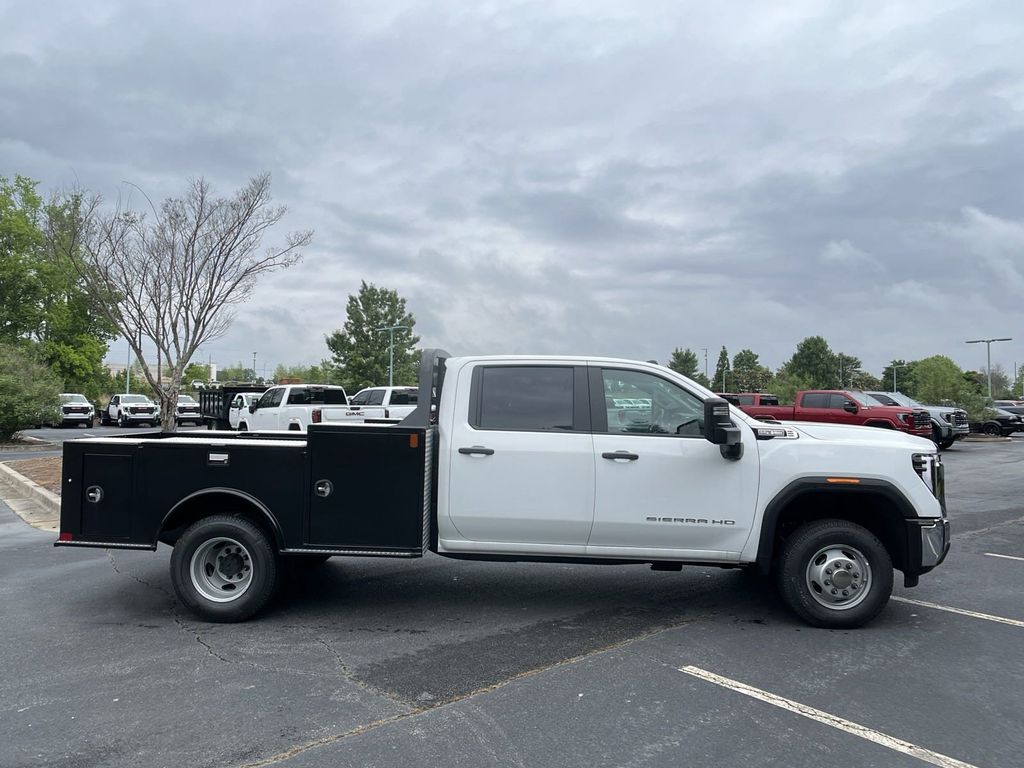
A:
[[3, 456, 62, 495]]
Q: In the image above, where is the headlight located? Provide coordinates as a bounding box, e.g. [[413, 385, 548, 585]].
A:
[[912, 452, 942, 498]]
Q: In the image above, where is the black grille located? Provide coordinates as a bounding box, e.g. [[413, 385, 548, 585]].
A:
[[913, 410, 930, 428], [953, 412, 968, 427]]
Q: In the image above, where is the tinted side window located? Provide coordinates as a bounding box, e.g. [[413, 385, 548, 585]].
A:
[[474, 366, 574, 431], [391, 389, 417, 405], [828, 394, 853, 410], [760, 396, 780, 406], [349, 390, 371, 406], [287, 388, 311, 405], [738, 395, 754, 406], [801, 393, 828, 408], [258, 388, 284, 408], [367, 389, 386, 406]]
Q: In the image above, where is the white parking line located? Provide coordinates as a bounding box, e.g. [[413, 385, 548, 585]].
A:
[[891, 596, 1024, 628], [985, 552, 1024, 562], [678, 666, 977, 768]]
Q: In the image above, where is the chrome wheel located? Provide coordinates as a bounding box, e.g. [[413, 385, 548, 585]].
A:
[[189, 537, 254, 603], [805, 544, 871, 611]]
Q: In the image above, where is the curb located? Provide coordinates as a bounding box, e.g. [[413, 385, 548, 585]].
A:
[[0, 438, 59, 453], [0, 462, 61, 529]]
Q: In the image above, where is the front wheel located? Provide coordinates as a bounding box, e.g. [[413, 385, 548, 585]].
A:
[[983, 423, 1002, 436], [118, 413, 127, 428], [170, 515, 278, 622], [777, 519, 893, 629], [939, 437, 955, 450]]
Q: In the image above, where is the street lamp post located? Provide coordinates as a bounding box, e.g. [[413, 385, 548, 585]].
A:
[[375, 325, 411, 387], [125, 342, 131, 393], [892, 363, 905, 393], [965, 337, 1012, 400], [700, 348, 708, 379]]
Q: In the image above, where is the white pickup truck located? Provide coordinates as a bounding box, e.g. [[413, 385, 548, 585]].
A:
[[56, 350, 948, 629], [321, 386, 419, 424], [237, 384, 349, 432]]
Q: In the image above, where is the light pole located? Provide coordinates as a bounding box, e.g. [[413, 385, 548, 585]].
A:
[[125, 342, 131, 393], [252, 352, 257, 382], [965, 337, 1012, 400], [891, 363, 905, 393], [375, 325, 411, 387], [700, 348, 708, 379]]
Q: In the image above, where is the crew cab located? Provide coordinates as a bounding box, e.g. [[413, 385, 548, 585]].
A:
[[321, 386, 418, 424], [239, 384, 349, 432], [740, 390, 932, 438], [102, 394, 158, 427], [55, 351, 949, 629], [57, 393, 96, 428], [865, 391, 969, 449], [175, 395, 202, 427]]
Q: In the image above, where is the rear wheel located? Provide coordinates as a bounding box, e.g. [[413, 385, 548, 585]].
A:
[[777, 519, 893, 628], [170, 515, 278, 622], [983, 422, 1002, 436]]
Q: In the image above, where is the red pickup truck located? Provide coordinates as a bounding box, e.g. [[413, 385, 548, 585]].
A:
[[730, 390, 932, 438]]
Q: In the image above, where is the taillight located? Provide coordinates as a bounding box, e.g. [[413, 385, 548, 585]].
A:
[[311, 408, 321, 424], [58, 532, 73, 542]]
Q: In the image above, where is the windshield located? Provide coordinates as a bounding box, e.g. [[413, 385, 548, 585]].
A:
[[845, 391, 881, 407], [178, 395, 197, 404], [121, 395, 149, 403], [59, 394, 89, 404]]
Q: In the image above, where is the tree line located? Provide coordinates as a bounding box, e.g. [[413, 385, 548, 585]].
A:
[[666, 336, 1019, 419]]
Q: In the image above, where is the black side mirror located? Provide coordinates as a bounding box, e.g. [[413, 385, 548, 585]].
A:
[[704, 397, 742, 460], [249, 403, 257, 413], [843, 401, 858, 414]]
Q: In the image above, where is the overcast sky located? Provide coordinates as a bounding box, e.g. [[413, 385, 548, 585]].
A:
[[2, 0, 1023, 379]]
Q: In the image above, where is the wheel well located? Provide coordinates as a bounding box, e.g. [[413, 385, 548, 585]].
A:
[[157, 491, 281, 549], [288, 423, 301, 431], [864, 420, 893, 429], [762, 490, 909, 573]]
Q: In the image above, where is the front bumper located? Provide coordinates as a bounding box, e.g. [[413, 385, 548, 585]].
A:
[[61, 412, 94, 423], [123, 411, 157, 422]]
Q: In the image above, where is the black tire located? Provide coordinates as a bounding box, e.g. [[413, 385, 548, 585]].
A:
[[939, 437, 955, 450], [983, 422, 1002, 436], [118, 413, 127, 428], [170, 515, 278, 622], [777, 519, 893, 629]]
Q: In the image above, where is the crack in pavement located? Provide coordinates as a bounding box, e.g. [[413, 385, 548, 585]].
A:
[[956, 514, 1024, 538], [237, 617, 699, 767]]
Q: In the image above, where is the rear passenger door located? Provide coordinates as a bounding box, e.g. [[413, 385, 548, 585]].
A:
[[445, 364, 595, 551], [797, 392, 832, 423]]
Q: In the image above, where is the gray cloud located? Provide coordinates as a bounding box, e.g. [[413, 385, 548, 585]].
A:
[[2, 0, 1023, 376]]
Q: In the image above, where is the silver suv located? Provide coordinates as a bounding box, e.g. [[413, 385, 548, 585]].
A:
[[866, 391, 969, 449]]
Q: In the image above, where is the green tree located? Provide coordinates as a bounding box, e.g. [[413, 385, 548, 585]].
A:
[[0, 341, 62, 439], [326, 282, 420, 392], [183, 362, 211, 388], [217, 362, 256, 382], [731, 349, 772, 392], [881, 360, 917, 396], [768, 369, 812, 404], [273, 362, 337, 384], [667, 347, 711, 387], [782, 336, 839, 389], [0, 176, 46, 340], [712, 346, 730, 391]]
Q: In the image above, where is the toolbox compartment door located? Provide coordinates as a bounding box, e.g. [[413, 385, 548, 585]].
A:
[[80, 452, 135, 540], [306, 425, 429, 553]]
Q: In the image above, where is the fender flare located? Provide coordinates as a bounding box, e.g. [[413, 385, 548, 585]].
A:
[[755, 476, 919, 574], [157, 487, 286, 549]]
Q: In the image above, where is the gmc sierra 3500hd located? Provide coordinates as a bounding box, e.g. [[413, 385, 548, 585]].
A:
[[55, 350, 949, 629]]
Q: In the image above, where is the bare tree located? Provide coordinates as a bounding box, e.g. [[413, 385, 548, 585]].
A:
[[51, 173, 313, 430]]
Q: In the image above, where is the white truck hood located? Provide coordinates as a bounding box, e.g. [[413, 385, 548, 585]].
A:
[[785, 421, 936, 451]]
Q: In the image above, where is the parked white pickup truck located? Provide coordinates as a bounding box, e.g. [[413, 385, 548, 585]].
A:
[[238, 384, 349, 432], [321, 386, 418, 424], [56, 351, 948, 628]]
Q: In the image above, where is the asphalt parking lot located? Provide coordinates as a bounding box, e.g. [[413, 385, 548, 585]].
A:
[[1, 438, 1022, 768]]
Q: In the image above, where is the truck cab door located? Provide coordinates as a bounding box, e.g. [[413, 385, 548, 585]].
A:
[[797, 392, 832, 423], [443, 363, 595, 551], [589, 366, 758, 557], [251, 387, 284, 430]]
